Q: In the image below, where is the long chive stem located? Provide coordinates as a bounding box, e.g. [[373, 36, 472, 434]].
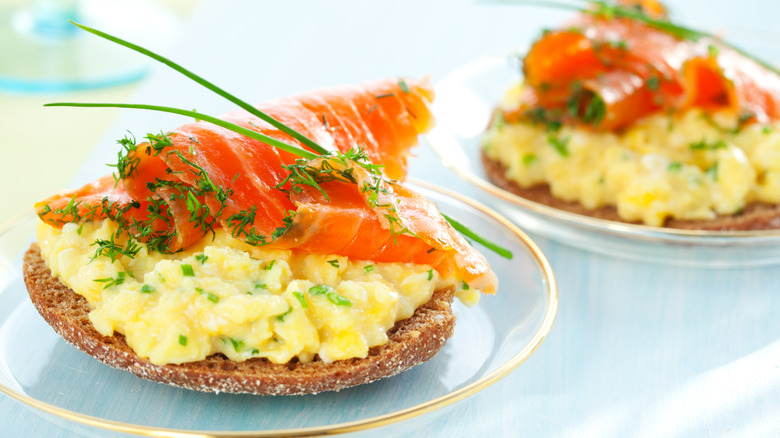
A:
[[69, 20, 330, 156], [44, 102, 319, 160], [442, 213, 513, 259]]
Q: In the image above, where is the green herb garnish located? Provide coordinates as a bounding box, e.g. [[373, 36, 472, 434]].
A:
[[522, 153, 538, 166], [293, 291, 308, 309], [140, 284, 155, 293], [178, 335, 188, 346], [195, 287, 219, 303], [93, 271, 130, 289], [442, 213, 514, 259], [194, 253, 208, 264], [181, 264, 195, 277], [309, 284, 353, 306], [547, 136, 570, 157], [276, 306, 293, 322]]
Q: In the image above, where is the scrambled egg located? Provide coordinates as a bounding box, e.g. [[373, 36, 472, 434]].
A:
[[37, 220, 478, 366], [484, 86, 780, 226]]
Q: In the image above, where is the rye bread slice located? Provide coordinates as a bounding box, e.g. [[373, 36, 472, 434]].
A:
[[482, 150, 780, 231], [23, 243, 456, 395]]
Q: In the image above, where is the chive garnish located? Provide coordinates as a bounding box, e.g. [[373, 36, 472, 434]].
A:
[[522, 153, 538, 166], [427, 269, 434, 281], [264, 260, 276, 270], [194, 253, 208, 264], [442, 213, 514, 259], [309, 284, 353, 306], [93, 271, 129, 289], [229, 338, 245, 351], [363, 264, 374, 274], [547, 136, 570, 157], [179, 335, 188, 346], [276, 306, 293, 322], [140, 284, 155, 293], [293, 291, 309, 309], [65, 21, 329, 155], [327, 259, 340, 268], [181, 264, 195, 277], [45, 21, 515, 265], [45, 102, 320, 160], [196, 287, 219, 303]]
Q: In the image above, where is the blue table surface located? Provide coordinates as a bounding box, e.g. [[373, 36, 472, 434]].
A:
[[2, 0, 779, 436]]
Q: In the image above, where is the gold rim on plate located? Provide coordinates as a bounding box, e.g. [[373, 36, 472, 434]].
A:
[[0, 179, 558, 437]]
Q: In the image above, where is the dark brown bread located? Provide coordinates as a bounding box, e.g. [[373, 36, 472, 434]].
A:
[[482, 150, 780, 231], [23, 244, 456, 395]]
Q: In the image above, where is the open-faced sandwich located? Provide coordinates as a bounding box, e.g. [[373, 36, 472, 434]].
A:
[[23, 26, 499, 395], [482, 0, 780, 229]]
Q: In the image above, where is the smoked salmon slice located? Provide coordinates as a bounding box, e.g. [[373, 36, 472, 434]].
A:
[[512, 1, 780, 130], [36, 78, 498, 294]]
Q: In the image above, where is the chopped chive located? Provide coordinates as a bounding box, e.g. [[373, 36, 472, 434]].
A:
[[276, 306, 293, 322], [547, 136, 570, 157], [140, 284, 155, 293], [462, 281, 470, 290], [178, 335, 188, 346], [308, 284, 352, 306], [93, 271, 128, 289], [229, 338, 244, 351], [327, 259, 340, 268], [522, 153, 538, 166], [254, 282, 268, 289], [194, 253, 208, 264], [251, 348, 259, 355], [375, 93, 395, 99], [264, 260, 276, 270], [196, 287, 219, 303], [427, 269, 434, 281], [293, 291, 308, 309], [667, 162, 683, 172], [181, 264, 195, 277], [363, 264, 374, 274]]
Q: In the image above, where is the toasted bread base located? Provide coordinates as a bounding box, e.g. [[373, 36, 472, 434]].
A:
[[23, 244, 456, 395], [481, 150, 780, 231]]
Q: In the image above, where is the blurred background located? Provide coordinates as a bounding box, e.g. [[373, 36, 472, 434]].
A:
[[0, 0, 198, 226]]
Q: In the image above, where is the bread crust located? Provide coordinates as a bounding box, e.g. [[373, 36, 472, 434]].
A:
[[481, 150, 780, 231], [23, 244, 456, 395]]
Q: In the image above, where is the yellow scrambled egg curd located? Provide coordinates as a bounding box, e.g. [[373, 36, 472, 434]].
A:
[[36, 219, 478, 366], [484, 86, 780, 226]]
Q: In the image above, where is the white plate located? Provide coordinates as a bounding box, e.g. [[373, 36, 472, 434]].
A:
[[427, 49, 780, 267], [0, 181, 557, 437]]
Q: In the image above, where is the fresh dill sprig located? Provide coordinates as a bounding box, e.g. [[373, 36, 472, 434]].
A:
[[45, 22, 514, 262]]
